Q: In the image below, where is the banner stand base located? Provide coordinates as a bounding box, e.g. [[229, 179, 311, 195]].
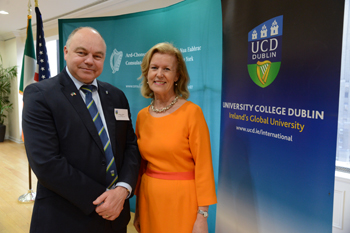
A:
[[18, 189, 36, 203]]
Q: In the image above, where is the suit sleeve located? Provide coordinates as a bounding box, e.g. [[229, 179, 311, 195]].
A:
[[22, 84, 106, 215]]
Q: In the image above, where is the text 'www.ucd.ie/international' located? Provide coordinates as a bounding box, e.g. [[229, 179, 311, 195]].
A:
[[236, 126, 293, 142]]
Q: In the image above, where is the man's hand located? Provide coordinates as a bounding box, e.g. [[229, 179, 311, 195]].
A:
[[93, 186, 129, 221]]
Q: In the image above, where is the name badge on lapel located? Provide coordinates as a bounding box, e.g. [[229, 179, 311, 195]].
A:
[[114, 108, 130, 121]]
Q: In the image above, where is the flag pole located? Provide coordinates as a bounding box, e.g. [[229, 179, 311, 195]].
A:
[[18, 0, 36, 203]]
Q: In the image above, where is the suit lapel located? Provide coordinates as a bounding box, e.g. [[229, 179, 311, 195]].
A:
[[59, 71, 105, 155]]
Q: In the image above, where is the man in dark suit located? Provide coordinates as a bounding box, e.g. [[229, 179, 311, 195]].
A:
[[22, 27, 141, 233]]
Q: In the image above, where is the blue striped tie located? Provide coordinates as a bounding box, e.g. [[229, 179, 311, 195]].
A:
[[81, 85, 118, 189]]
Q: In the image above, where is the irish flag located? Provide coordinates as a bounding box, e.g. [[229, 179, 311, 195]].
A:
[[19, 14, 36, 94]]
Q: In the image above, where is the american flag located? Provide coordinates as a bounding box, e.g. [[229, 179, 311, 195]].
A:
[[34, 6, 50, 82]]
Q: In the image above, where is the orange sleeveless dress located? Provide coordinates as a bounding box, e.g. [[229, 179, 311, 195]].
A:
[[135, 101, 217, 233]]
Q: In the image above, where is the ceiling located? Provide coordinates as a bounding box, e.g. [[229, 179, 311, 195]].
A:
[[0, 0, 175, 41]]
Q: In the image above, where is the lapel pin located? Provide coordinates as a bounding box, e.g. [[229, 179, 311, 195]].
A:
[[106, 91, 109, 95], [71, 92, 76, 96]]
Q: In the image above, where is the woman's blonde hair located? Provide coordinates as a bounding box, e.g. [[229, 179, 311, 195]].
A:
[[139, 42, 190, 99]]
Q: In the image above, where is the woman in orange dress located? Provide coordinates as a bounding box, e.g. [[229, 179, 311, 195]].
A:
[[133, 42, 217, 233]]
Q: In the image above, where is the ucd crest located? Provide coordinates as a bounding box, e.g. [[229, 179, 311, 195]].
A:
[[110, 49, 123, 73], [248, 16, 283, 88]]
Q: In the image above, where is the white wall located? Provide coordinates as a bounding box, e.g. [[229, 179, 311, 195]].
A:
[[0, 38, 21, 142], [4, 38, 21, 142], [333, 172, 350, 232]]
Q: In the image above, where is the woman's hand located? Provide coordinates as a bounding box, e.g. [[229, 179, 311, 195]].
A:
[[192, 216, 208, 233], [133, 211, 141, 232], [133, 197, 141, 232], [192, 208, 209, 233]]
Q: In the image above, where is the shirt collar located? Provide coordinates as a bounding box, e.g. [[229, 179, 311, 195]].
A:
[[66, 67, 98, 91]]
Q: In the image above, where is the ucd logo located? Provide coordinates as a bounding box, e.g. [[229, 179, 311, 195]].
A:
[[248, 16, 283, 88]]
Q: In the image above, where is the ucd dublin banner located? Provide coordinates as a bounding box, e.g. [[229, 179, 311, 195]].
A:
[[59, 0, 222, 232], [217, 0, 344, 232]]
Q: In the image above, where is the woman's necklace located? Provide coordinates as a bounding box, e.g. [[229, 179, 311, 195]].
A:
[[150, 96, 179, 113]]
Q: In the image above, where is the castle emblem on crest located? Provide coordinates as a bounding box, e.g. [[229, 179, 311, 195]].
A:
[[270, 20, 279, 36], [260, 25, 268, 38], [110, 49, 123, 73]]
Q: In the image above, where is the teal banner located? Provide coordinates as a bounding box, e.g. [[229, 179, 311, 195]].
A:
[[59, 0, 222, 231]]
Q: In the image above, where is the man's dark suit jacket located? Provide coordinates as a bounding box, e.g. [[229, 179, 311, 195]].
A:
[[22, 68, 141, 233]]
